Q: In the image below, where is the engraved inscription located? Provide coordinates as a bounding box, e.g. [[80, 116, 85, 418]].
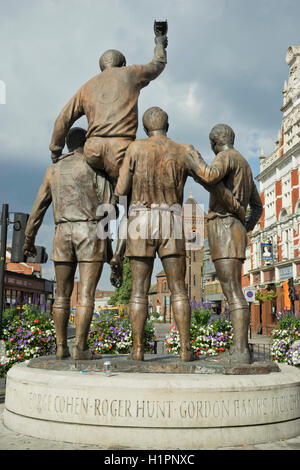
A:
[[54, 396, 89, 415], [26, 391, 300, 422], [94, 399, 132, 418]]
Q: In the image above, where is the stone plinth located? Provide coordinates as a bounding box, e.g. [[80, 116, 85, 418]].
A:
[[3, 358, 300, 449], [27, 354, 280, 375]]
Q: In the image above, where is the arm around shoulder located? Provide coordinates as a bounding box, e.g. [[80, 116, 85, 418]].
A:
[[245, 181, 263, 232]]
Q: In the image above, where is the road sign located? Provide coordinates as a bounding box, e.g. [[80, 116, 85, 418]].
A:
[[243, 287, 256, 303]]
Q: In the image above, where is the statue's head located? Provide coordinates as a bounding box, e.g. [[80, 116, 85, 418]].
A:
[[209, 124, 235, 155], [66, 127, 87, 152], [142, 106, 169, 135], [99, 49, 126, 71]]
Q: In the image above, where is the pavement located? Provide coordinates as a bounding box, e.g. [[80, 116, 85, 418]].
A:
[[0, 322, 299, 451]]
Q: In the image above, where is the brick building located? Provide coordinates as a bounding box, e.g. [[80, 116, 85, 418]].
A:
[[243, 46, 300, 334], [70, 282, 114, 312], [148, 191, 206, 320], [3, 248, 54, 313], [148, 270, 172, 321], [5, 247, 41, 277], [202, 239, 225, 313]]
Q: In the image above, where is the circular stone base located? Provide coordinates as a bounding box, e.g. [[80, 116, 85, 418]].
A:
[[28, 353, 280, 375], [3, 360, 300, 449]]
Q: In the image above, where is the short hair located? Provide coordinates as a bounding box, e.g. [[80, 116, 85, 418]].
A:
[[209, 124, 235, 146], [99, 49, 126, 71], [142, 106, 169, 133], [66, 127, 87, 152]]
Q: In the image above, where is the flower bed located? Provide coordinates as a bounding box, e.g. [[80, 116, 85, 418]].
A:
[[0, 309, 56, 377], [87, 312, 157, 355], [165, 317, 233, 357], [271, 327, 300, 365], [271, 326, 300, 365], [270, 312, 300, 366]]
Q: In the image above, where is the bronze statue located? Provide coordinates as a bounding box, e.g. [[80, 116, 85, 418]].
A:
[[23, 127, 116, 360], [115, 108, 245, 362], [187, 124, 263, 363], [49, 22, 168, 285]]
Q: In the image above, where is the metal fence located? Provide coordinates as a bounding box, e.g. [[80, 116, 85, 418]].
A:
[[249, 343, 272, 362]]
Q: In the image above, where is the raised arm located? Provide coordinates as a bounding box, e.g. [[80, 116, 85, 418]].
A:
[[49, 89, 84, 162], [129, 34, 168, 87], [23, 168, 52, 257]]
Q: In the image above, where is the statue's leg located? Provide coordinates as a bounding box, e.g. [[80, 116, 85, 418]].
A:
[[129, 257, 153, 361], [72, 261, 103, 360], [53, 261, 77, 359], [110, 214, 127, 287], [161, 255, 195, 362], [214, 258, 250, 363], [83, 136, 132, 289]]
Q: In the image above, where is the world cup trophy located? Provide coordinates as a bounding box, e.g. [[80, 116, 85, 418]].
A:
[[154, 19, 168, 62], [154, 19, 168, 37]]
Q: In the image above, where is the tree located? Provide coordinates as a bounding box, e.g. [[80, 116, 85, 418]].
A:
[[109, 257, 132, 305]]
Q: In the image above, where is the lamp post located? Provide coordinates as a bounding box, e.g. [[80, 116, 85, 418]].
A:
[[0, 204, 8, 339]]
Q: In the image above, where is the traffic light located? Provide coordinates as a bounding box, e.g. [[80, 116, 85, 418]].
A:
[[11, 212, 48, 264], [11, 213, 29, 262], [26, 246, 48, 264]]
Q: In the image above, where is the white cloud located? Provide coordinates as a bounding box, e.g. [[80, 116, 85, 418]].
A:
[[0, 0, 294, 166], [1, 0, 300, 290]]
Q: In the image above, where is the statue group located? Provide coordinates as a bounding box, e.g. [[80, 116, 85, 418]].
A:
[[23, 21, 262, 365]]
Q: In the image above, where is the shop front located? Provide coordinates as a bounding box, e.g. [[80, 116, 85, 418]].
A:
[[4, 271, 55, 314]]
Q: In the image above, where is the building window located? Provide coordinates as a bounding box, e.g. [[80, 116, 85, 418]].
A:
[[282, 177, 291, 208], [193, 275, 196, 286], [281, 229, 290, 259], [265, 186, 275, 223], [279, 208, 288, 221]]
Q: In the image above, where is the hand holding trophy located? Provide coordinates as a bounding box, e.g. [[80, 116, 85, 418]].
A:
[[154, 19, 168, 51]]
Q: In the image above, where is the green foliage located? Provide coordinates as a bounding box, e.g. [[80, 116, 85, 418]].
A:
[[271, 311, 300, 365], [109, 257, 132, 306], [264, 290, 277, 301], [255, 289, 277, 302], [191, 308, 212, 326], [255, 290, 263, 302], [0, 305, 56, 377], [150, 311, 161, 321], [2, 304, 49, 329], [210, 315, 232, 333], [165, 318, 233, 356], [276, 312, 300, 331], [2, 307, 18, 327], [87, 311, 156, 355]]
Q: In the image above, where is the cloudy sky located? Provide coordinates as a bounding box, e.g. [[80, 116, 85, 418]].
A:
[[0, 0, 299, 289]]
